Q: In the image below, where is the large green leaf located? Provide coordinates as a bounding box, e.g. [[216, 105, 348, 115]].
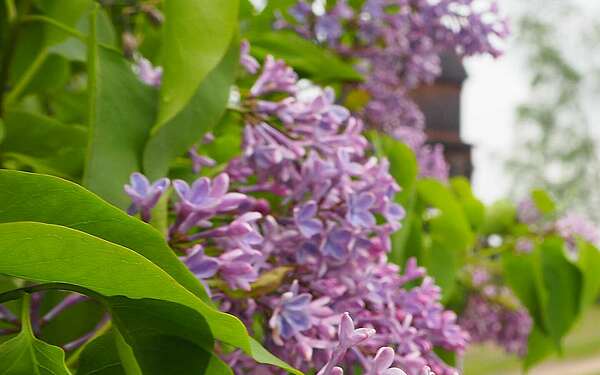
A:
[[143, 40, 239, 179], [83, 41, 157, 208], [480, 200, 517, 235], [0, 295, 71, 375], [0, 223, 300, 374], [417, 179, 472, 299], [0, 170, 206, 300], [537, 238, 582, 348], [450, 177, 485, 231], [157, 0, 239, 127], [531, 189, 556, 215], [76, 329, 126, 375], [1, 111, 86, 179], [575, 241, 600, 311], [247, 31, 362, 82]]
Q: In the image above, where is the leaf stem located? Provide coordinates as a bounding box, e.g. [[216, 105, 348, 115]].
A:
[[3, 47, 49, 107], [20, 293, 32, 335], [20, 15, 87, 40]]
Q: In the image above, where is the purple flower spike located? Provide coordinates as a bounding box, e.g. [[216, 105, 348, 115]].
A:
[[136, 57, 162, 87], [124, 172, 170, 222], [240, 40, 260, 74], [369, 347, 407, 375], [347, 192, 376, 228], [322, 229, 352, 259], [250, 55, 298, 96], [339, 312, 375, 349], [294, 201, 324, 238], [270, 281, 314, 344]]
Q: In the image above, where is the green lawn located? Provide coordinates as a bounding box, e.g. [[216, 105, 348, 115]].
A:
[[464, 305, 600, 375]]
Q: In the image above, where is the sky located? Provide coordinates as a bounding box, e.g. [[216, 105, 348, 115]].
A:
[[461, 0, 600, 204]]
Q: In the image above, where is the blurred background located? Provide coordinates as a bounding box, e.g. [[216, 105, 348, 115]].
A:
[[458, 0, 600, 373]]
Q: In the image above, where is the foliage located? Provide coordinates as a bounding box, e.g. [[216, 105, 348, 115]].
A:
[[0, 0, 597, 374]]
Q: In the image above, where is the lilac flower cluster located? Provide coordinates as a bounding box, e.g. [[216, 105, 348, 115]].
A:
[[278, 0, 508, 180], [459, 268, 531, 357], [221, 46, 465, 374], [123, 44, 469, 374]]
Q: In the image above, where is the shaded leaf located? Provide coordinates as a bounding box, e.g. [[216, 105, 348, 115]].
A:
[[1, 111, 86, 179], [157, 0, 239, 126], [144, 40, 239, 179]]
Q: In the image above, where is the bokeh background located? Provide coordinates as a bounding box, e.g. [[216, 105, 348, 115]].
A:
[[463, 0, 600, 373]]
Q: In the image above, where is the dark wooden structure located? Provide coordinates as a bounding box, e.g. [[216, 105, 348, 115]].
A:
[[410, 52, 473, 178]]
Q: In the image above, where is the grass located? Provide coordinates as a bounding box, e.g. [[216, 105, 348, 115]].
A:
[[464, 305, 600, 375]]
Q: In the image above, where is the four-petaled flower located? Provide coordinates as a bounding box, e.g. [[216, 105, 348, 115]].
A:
[[251, 55, 298, 96], [124, 172, 170, 222], [346, 192, 376, 228], [269, 281, 313, 344], [294, 201, 324, 238]]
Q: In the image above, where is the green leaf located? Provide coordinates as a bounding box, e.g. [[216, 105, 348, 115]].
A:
[[503, 251, 544, 325], [0, 170, 206, 301], [247, 31, 362, 82], [157, 0, 239, 127], [76, 329, 126, 375], [480, 199, 517, 235], [1, 111, 87, 179], [0, 222, 236, 338], [143, 39, 239, 179], [0, 295, 71, 375], [575, 241, 600, 311], [450, 177, 485, 231], [531, 189, 556, 215], [417, 179, 472, 300], [0, 172, 302, 374], [537, 238, 582, 348], [83, 43, 157, 208], [370, 132, 418, 205], [523, 326, 555, 370]]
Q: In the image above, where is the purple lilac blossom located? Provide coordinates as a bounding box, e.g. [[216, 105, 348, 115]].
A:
[[122, 47, 469, 374], [218, 53, 467, 374], [136, 57, 162, 87], [459, 268, 531, 357], [280, 0, 508, 181], [124, 172, 170, 222], [555, 212, 599, 246]]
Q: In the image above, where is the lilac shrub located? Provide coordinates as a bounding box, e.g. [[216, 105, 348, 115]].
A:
[[277, 0, 508, 179], [124, 45, 469, 375]]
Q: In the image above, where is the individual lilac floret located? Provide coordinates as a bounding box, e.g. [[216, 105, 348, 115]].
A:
[[269, 281, 314, 344], [188, 148, 216, 174], [322, 229, 352, 260], [136, 57, 162, 87], [294, 201, 324, 238], [368, 347, 407, 375], [346, 192, 376, 228], [124, 172, 170, 222], [218, 249, 261, 291], [240, 40, 260, 74], [173, 173, 246, 232], [183, 245, 219, 295], [318, 312, 375, 375], [250, 55, 298, 96]]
